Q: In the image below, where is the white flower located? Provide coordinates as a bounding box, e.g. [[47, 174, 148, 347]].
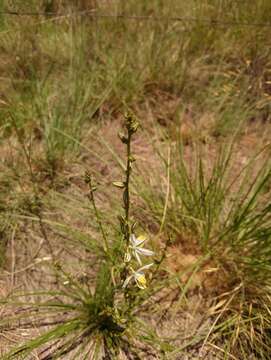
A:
[[123, 263, 154, 289], [125, 234, 154, 265]]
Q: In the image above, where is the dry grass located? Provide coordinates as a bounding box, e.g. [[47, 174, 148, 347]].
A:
[[0, 1, 271, 359]]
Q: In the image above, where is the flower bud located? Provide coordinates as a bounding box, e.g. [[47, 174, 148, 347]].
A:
[[113, 181, 125, 188], [118, 132, 128, 144], [125, 112, 139, 134]]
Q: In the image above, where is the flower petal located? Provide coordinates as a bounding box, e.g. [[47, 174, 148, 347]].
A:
[[134, 250, 142, 265], [137, 263, 154, 272], [130, 234, 136, 244], [134, 234, 147, 246], [122, 275, 132, 288], [136, 247, 154, 257], [134, 273, 147, 289]]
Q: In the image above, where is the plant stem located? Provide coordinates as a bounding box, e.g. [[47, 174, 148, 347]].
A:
[[9, 113, 55, 260], [124, 130, 132, 244], [87, 181, 110, 255]]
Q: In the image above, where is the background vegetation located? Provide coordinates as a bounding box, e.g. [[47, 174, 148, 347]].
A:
[[0, 0, 271, 359]]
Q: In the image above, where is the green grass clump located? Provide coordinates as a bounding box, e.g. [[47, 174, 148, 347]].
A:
[[160, 138, 271, 358], [1, 114, 166, 359]]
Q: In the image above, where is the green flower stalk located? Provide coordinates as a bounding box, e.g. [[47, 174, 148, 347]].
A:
[[115, 113, 139, 251], [122, 113, 138, 245], [114, 113, 154, 290]]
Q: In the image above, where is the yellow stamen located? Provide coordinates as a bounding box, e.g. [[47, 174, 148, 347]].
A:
[[136, 274, 147, 289]]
